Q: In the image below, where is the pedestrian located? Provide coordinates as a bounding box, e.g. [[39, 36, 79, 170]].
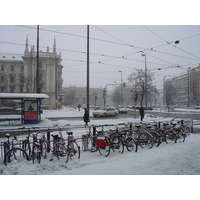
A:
[[78, 104, 81, 111], [83, 108, 89, 126], [139, 106, 144, 121]]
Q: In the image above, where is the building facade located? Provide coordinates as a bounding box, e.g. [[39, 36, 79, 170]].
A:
[[164, 65, 200, 107], [63, 85, 105, 107], [0, 36, 63, 109]]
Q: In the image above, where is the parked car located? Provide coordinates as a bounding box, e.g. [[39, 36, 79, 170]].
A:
[[92, 107, 118, 117], [116, 106, 127, 114]]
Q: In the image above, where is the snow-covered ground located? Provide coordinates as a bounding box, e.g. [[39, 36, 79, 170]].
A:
[[0, 107, 199, 198], [0, 107, 200, 175]]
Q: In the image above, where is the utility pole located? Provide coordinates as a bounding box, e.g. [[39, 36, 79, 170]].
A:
[[141, 54, 147, 107], [118, 71, 123, 105], [87, 25, 90, 117], [36, 25, 40, 93]]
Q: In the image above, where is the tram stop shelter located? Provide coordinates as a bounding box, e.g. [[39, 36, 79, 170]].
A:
[[0, 93, 49, 125]]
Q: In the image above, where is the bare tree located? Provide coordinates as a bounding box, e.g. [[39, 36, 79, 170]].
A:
[[163, 80, 176, 111], [128, 69, 155, 106], [112, 87, 121, 106]]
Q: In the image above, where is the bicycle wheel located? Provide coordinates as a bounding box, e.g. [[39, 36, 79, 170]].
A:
[[55, 143, 69, 163], [68, 141, 80, 161], [165, 130, 177, 144], [181, 125, 190, 136], [149, 131, 160, 147], [4, 147, 29, 166], [137, 132, 154, 149], [98, 138, 111, 157], [110, 136, 124, 154], [126, 137, 138, 152], [22, 140, 31, 158], [41, 141, 47, 159], [175, 131, 186, 143], [32, 145, 41, 164], [86, 136, 95, 152]]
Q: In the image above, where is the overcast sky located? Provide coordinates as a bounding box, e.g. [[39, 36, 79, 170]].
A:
[[1, 1, 200, 91]]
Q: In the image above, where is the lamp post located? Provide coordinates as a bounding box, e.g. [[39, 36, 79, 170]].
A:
[[187, 67, 191, 107], [141, 54, 147, 107], [103, 83, 118, 107], [118, 71, 123, 105]]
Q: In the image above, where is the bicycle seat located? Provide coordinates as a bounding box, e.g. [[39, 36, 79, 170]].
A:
[[51, 133, 59, 139], [146, 124, 151, 128], [135, 124, 141, 128], [5, 133, 10, 138], [66, 132, 73, 135]]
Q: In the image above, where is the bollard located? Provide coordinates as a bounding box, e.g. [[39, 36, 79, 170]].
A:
[[191, 119, 193, 133], [129, 123, 133, 134], [47, 130, 50, 152], [82, 134, 89, 151]]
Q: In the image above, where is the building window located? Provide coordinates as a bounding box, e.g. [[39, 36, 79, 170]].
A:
[[20, 75, 24, 83], [20, 86, 23, 93], [1, 75, 4, 82], [21, 65, 24, 72], [10, 75, 14, 83], [10, 65, 14, 71], [0, 86, 4, 92], [10, 86, 14, 92], [1, 65, 4, 71]]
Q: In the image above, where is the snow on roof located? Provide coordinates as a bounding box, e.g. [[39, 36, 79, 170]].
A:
[[0, 93, 49, 99]]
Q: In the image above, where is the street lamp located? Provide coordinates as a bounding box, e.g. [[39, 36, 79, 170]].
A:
[[118, 71, 123, 105], [103, 83, 118, 107], [141, 54, 147, 107]]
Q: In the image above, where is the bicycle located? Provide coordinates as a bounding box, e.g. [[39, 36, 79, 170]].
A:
[[143, 124, 161, 147], [3, 133, 29, 166], [105, 128, 124, 154], [22, 130, 44, 164], [53, 125, 80, 161], [40, 131, 69, 163], [116, 123, 138, 152], [150, 121, 171, 146], [132, 124, 155, 149], [85, 125, 113, 157], [171, 118, 190, 136], [65, 131, 80, 161], [169, 120, 186, 143]]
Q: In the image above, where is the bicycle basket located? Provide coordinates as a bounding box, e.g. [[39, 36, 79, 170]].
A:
[[96, 138, 107, 148]]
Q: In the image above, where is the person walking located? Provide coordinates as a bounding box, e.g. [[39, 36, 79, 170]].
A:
[[139, 106, 144, 121], [83, 108, 89, 126]]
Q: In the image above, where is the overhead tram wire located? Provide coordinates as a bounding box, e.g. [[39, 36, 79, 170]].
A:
[[3, 26, 196, 64], [142, 25, 200, 60], [148, 49, 200, 62], [93, 27, 200, 66], [0, 40, 172, 68], [2, 26, 199, 69], [16, 25, 149, 50], [91, 25, 141, 52], [10, 25, 200, 61], [0, 40, 189, 71], [150, 32, 200, 49]]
